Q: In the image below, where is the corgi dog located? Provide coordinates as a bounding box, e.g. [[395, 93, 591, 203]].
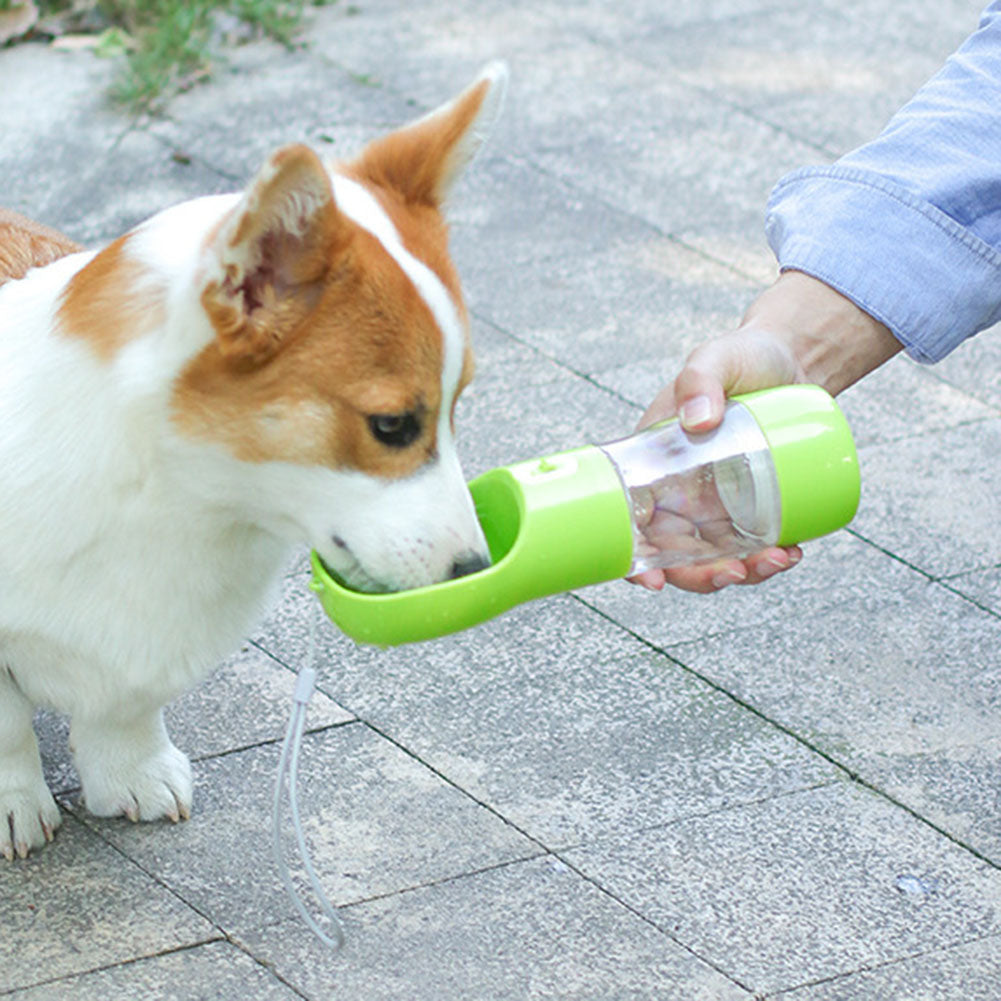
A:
[[0, 63, 506, 861]]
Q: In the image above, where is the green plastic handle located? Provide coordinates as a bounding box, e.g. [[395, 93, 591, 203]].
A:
[[310, 445, 634, 646]]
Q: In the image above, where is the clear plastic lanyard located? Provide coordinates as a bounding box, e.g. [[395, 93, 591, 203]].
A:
[[271, 601, 345, 950]]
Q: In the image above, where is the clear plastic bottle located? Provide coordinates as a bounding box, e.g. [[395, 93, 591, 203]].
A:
[[600, 401, 782, 574]]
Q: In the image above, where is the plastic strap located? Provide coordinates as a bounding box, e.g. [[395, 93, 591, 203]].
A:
[[271, 601, 345, 950]]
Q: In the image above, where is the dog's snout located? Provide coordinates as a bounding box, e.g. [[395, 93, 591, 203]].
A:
[[449, 551, 491, 580]]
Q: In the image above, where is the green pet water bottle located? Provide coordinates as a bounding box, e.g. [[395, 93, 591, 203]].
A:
[[310, 384, 860, 646]]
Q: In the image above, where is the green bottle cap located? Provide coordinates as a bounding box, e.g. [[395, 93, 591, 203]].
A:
[[736, 384, 860, 546], [310, 445, 634, 646]]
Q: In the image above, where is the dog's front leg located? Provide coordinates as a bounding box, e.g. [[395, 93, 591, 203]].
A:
[[71, 706, 192, 824], [0, 669, 61, 859]]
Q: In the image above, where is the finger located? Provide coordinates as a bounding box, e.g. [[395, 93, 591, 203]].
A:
[[739, 546, 802, 585], [661, 559, 748, 594], [628, 568, 667, 591]]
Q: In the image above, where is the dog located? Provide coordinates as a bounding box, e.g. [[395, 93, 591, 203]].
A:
[[0, 63, 506, 860]]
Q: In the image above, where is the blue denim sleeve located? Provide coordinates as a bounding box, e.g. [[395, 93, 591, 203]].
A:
[[765, 1, 1001, 362]]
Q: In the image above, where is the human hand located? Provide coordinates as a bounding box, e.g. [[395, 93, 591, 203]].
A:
[[632, 270, 902, 593]]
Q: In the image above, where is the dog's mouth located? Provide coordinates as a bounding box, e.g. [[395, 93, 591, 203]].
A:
[[315, 547, 393, 595], [315, 537, 492, 596]]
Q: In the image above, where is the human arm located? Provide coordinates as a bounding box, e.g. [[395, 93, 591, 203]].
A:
[[636, 1, 1001, 592]]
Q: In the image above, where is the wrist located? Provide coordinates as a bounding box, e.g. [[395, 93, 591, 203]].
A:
[[740, 270, 903, 395]]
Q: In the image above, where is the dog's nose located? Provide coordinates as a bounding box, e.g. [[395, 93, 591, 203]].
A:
[[449, 551, 491, 580]]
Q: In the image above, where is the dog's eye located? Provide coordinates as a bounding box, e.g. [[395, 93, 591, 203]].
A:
[[368, 412, 421, 448]]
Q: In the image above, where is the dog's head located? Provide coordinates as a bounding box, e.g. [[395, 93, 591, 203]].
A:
[[168, 64, 507, 592]]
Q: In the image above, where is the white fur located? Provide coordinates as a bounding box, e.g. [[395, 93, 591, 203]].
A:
[[0, 63, 506, 859]]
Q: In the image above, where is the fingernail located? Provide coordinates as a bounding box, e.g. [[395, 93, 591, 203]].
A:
[[756, 555, 786, 578], [712, 567, 746, 590], [680, 395, 712, 429]]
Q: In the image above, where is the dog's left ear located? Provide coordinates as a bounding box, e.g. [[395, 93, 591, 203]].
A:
[[202, 144, 344, 368], [351, 61, 508, 207]]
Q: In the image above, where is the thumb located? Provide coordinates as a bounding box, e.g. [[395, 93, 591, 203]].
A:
[[672, 339, 745, 431]]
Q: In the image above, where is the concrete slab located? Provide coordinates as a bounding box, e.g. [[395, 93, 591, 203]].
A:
[[563, 782, 1001, 995], [932, 323, 1001, 411], [615, 5, 949, 156], [70, 722, 539, 940], [146, 42, 413, 180], [50, 127, 233, 246], [0, 815, 215, 994], [775, 933, 1001, 1001], [947, 566, 1001, 615], [34, 643, 352, 798], [254, 577, 837, 848], [6, 939, 301, 1001], [308, 0, 823, 277], [596, 342, 1000, 442], [238, 854, 751, 1001], [451, 156, 760, 384], [579, 528, 924, 648], [852, 417, 1001, 578], [658, 575, 1001, 862], [833, 354, 999, 449], [0, 44, 123, 223]]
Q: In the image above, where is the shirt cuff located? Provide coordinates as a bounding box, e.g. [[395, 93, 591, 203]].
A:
[[766, 165, 1001, 363]]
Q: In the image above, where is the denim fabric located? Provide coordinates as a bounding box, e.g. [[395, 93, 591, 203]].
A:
[[765, 1, 1001, 362]]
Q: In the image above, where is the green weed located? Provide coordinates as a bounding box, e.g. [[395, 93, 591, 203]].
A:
[[3, 0, 339, 113]]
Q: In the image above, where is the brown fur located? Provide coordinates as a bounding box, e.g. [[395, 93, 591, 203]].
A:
[[57, 234, 168, 360], [0, 209, 81, 286]]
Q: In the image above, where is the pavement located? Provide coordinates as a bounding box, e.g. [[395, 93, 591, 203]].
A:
[[2, 0, 1001, 998]]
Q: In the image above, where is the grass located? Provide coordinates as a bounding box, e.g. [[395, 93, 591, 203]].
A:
[[2, 0, 338, 112]]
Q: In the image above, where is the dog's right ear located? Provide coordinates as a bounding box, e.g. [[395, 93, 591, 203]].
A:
[[202, 144, 347, 368]]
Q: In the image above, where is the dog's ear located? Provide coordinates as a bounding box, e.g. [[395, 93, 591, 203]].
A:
[[351, 61, 508, 208], [202, 144, 345, 368]]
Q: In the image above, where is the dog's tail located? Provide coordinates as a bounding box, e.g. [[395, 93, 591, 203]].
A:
[[0, 207, 82, 286]]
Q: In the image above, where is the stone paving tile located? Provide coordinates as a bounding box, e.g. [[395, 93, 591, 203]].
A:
[[932, 323, 1001, 411], [774, 933, 1001, 1001], [563, 782, 1001, 996], [947, 565, 1001, 616], [6, 940, 300, 1001], [851, 417, 1001, 578], [2, 0, 997, 996], [146, 42, 413, 181], [838, 0, 990, 57], [0, 46, 121, 223], [656, 575, 1001, 862], [451, 155, 760, 383], [50, 128, 233, 247], [0, 815, 215, 994], [833, 355, 999, 448], [238, 854, 751, 1001], [579, 528, 924, 648], [486, 41, 821, 270], [615, 5, 949, 156], [255, 579, 837, 849], [454, 340, 640, 476], [34, 643, 351, 798], [70, 723, 539, 942], [309, 1, 823, 276]]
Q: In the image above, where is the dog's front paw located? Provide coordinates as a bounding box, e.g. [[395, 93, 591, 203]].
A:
[[0, 779, 61, 861], [73, 714, 193, 824]]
